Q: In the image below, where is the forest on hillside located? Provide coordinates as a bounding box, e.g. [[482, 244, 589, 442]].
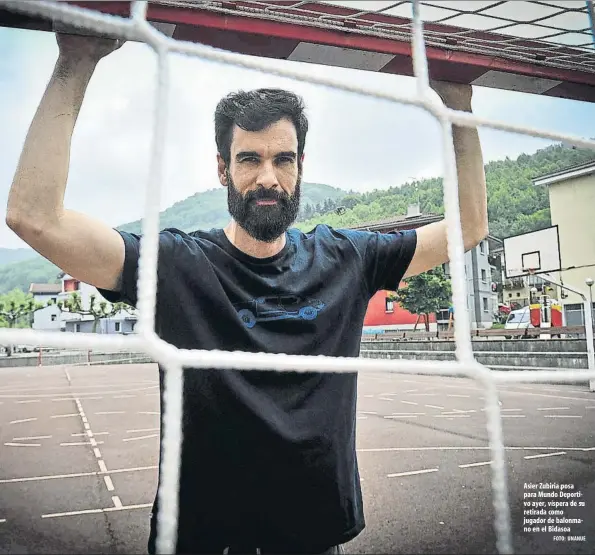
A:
[[294, 143, 595, 238], [0, 143, 593, 294]]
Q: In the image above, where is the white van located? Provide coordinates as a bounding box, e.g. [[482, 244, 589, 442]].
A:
[[504, 307, 534, 339], [505, 307, 531, 331]]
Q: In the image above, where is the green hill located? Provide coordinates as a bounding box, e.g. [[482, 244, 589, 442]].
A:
[[0, 247, 35, 266], [1, 143, 594, 294], [118, 181, 346, 235]]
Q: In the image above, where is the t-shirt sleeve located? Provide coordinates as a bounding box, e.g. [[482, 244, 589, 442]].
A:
[[96, 230, 178, 308], [346, 228, 418, 296]]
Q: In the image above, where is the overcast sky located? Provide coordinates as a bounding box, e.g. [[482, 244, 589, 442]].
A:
[[2, 26, 595, 249]]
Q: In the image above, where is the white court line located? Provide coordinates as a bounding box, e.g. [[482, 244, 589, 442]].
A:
[[138, 411, 159, 415], [95, 411, 125, 415], [404, 389, 418, 393], [543, 415, 582, 418], [113, 395, 135, 399], [501, 409, 523, 412], [459, 461, 492, 468], [0, 518, 5, 523], [524, 452, 566, 460], [16, 400, 40, 404], [60, 441, 105, 447], [537, 407, 569, 411], [388, 468, 439, 478], [501, 415, 526, 418], [4, 442, 41, 447], [42, 503, 152, 519], [12, 435, 51, 441], [384, 415, 419, 419], [93, 448, 102, 459], [51, 413, 79, 419], [357, 412, 377, 416], [104, 476, 115, 491], [123, 434, 158, 442], [425, 404, 445, 409], [378, 397, 394, 402], [586, 406, 595, 409], [447, 394, 470, 398], [9, 418, 37, 424], [357, 446, 594, 453], [72, 432, 109, 437], [401, 401, 418, 406], [112, 496, 123, 508], [409, 393, 438, 397], [357, 416, 367, 420], [98, 460, 108, 473], [435, 415, 471, 419], [126, 428, 159, 434]]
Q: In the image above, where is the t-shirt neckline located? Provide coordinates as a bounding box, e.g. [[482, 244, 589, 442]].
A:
[[215, 228, 293, 265]]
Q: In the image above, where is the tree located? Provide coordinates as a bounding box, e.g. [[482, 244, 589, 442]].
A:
[[57, 292, 132, 333], [388, 267, 452, 332], [0, 289, 47, 356]]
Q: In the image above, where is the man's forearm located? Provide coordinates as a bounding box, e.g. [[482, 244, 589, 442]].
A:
[[451, 117, 489, 248], [6, 55, 97, 228]]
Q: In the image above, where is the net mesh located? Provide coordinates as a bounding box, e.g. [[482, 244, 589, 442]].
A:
[[1, 1, 595, 554]]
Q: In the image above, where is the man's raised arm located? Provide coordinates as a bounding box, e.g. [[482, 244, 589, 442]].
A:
[[6, 33, 126, 292], [403, 81, 489, 278]]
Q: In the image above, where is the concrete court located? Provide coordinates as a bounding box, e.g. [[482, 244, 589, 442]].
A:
[[0, 362, 593, 554]]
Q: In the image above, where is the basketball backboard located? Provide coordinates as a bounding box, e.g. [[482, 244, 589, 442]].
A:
[[503, 225, 562, 279]]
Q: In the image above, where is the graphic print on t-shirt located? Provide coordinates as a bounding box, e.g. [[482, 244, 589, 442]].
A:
[[233, 294, 326, 328]]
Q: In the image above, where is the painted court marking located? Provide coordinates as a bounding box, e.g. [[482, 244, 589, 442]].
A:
[[42, 503, 152, 519], [388, 468, 439, 478], [9, 417, 37, 424], [524, 452, 566, 460], [0, 465, 158, 485], [122, 434, 158, 442], [459, 461, 492, 468]]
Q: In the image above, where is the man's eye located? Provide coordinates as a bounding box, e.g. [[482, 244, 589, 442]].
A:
[[241, 157, 258, 163], [277, 157, 294, 164]]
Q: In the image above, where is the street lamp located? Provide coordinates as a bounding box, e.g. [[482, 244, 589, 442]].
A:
[[586, 277, 594, 327]]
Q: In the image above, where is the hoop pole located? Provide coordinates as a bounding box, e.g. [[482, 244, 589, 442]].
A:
[[540, 273, 595, 391]]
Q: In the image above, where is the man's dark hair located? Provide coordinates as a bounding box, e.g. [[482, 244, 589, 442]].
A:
[[214, 88, 308, 166]]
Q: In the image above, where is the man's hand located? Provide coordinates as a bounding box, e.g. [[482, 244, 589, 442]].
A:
[[430, 79, 473, 112], [56, 31, 124, 63]]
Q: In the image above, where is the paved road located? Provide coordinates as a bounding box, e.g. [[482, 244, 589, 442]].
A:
[[0, 363, 593, 554]]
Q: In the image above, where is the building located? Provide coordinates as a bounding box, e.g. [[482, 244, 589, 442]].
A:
[[533, 160, 595, 326], [352, 205, 498, 331], [31, 273, 137, 334], [30, 283, 62, 332]]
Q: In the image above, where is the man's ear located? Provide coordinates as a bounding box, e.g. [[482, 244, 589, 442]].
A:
[[217, 153, 228, 187]]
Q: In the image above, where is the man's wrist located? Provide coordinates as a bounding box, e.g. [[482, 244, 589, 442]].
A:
[[55, 54, 98, 82]]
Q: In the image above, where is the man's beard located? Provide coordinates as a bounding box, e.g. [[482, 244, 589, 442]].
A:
[[226, 170, 301, 243]]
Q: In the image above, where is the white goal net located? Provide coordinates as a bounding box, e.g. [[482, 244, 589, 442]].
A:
[[1, 1, 595, 554]]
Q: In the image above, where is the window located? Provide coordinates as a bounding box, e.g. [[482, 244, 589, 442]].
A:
[[51, 314, 57, 322], [480, 241, 485, 254], [482, 297, 488, 312], [385, 297, 394, 313], [74, 323, 80, 333], [115, 322, 121, 332], [481, 269, 487, 283]]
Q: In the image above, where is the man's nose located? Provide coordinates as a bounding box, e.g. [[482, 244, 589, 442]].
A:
[[256, 161, 279, 189]]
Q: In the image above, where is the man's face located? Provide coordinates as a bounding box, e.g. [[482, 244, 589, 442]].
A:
[[218, 118, 302, 243]]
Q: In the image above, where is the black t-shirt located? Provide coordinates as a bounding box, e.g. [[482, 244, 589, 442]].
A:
[[98, 224, 416, 553]]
